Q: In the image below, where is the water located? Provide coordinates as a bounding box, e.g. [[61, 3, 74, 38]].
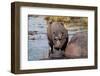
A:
[[28, 40, 49, 60], [28, 15, 49, 61]]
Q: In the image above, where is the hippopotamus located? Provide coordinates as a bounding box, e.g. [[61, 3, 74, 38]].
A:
[[47, 22, 68, 59], [64, 32, 88, 59]]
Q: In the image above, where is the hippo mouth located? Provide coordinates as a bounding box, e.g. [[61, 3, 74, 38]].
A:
[[53, 44, 62, 50]]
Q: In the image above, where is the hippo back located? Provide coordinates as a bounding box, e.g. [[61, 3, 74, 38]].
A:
[[65, 32, 88, 58]]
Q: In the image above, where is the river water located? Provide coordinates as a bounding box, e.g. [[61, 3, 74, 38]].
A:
[[28, 16, 50, 61]]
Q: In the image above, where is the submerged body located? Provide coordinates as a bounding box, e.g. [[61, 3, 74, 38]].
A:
[[65, 32, 88, 59]]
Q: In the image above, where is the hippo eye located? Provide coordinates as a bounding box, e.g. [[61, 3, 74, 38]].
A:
[[54, 38, 56, 40], [62, 32, 64, 35], [53, 32, 55, 34]]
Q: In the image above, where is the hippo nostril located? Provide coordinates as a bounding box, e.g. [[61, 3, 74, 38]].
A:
[[59, 38, 62, 40], [54, 37, 59, 40]]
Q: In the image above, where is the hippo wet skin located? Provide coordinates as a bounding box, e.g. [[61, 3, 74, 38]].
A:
[[47, 22, 68, 59], [65, 32, 88, 59]]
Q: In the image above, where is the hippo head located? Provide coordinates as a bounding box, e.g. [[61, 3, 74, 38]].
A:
[[50, 22, 68, 49]]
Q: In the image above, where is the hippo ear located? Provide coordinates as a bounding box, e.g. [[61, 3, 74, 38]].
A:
[[49, 21, 52, 25], [48, 20, 53, 25], [60, 22, 64, 26]]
